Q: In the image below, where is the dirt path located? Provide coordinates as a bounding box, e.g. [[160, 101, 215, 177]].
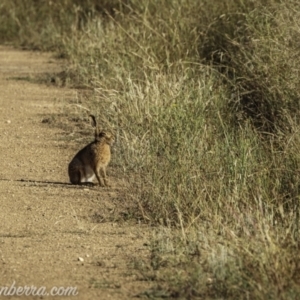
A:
[[0, 46, 150, 299]]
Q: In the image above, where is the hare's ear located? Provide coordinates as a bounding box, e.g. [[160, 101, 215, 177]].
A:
[[89, 114, 100, 140], [89, 114, 97, 128]]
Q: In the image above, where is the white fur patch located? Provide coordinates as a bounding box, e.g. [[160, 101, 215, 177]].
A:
[[81, 166, 95, 183]]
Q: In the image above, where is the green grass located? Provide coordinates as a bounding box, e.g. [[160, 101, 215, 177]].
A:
[[1, 0, 300, 298]]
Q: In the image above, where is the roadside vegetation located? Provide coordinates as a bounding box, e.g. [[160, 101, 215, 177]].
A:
[[1, 0, 300, 298]]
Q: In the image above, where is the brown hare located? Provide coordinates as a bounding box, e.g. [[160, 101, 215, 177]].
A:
[[68, 115, 114, 186]]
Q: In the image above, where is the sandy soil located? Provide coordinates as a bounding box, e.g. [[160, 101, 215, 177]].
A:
[[0, 46, 151, 299]]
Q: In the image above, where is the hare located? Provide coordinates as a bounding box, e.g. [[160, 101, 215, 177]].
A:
[[68, 115, 114, 186]]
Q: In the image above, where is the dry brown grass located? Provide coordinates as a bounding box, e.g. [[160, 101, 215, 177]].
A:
[[1, 0, 300, 298]]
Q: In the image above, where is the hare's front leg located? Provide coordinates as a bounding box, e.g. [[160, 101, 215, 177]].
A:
[[101, 167, 110, 187], [95, 167, 105, 187]]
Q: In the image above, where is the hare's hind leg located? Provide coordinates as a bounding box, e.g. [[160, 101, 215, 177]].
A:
[[69, 168, 81, 184], [69, 161, 81, 184]]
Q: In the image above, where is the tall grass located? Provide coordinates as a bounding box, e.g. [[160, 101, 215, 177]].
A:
[[1, 0, 300, 298]]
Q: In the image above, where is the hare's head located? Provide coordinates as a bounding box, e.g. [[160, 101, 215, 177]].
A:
[[98, 131, 115, 145], [89, 115, 115, 145]]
